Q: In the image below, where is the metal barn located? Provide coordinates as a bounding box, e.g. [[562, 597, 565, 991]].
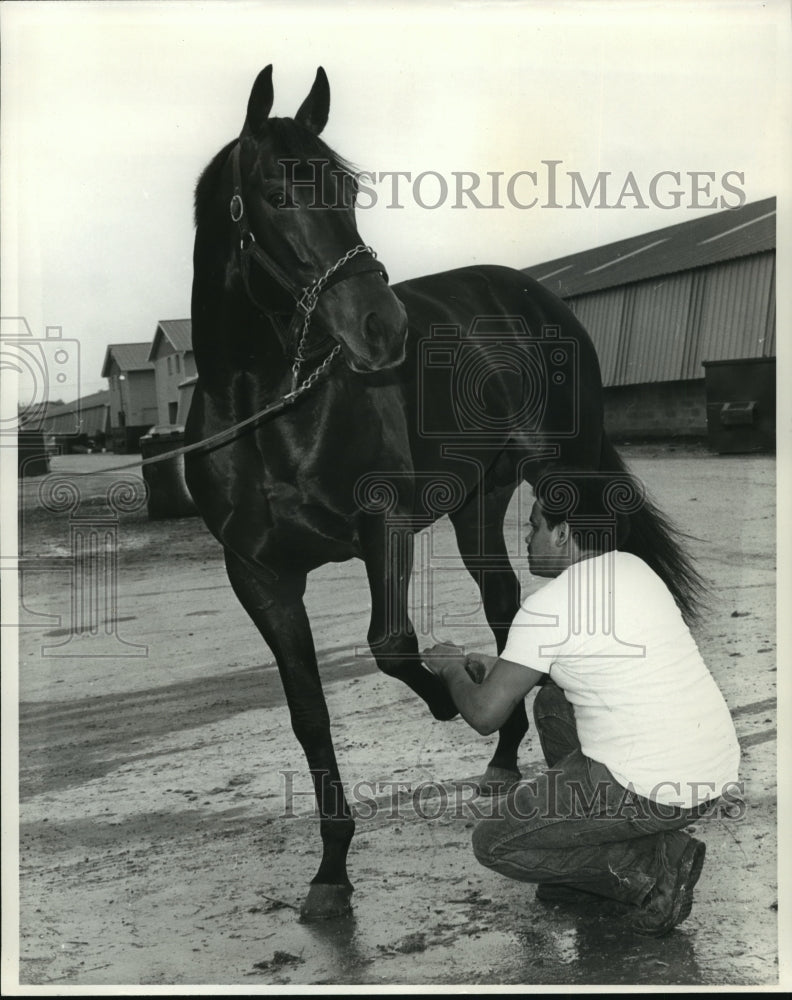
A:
[[42, 390, 111, 452], [522, 197, 776, 446]]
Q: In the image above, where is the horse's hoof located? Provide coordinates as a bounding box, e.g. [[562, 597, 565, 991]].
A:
[[299, 883, 354, 921], [476, 765, 522, 797]]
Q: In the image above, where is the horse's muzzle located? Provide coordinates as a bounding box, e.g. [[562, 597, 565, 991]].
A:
[[343, 301, 408, 372], [346, 343, 407, 374]]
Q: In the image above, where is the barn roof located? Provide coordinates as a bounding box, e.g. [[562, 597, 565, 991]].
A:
[[41, 390, 111, 436], [101, 342, 155, 377], [148, 319, 193, 360], [45, 390, 110, 415], [523, 196, 776, 298]]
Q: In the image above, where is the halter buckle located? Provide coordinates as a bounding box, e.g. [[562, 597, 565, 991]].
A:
[[296, 286, 318, 316], [230, 193, 244, 223]]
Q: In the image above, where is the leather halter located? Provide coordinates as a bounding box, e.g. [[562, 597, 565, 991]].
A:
[[228, 141, 389, 359]]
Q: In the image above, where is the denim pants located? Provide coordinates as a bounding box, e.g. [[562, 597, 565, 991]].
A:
[[472, 681, 710, 905]]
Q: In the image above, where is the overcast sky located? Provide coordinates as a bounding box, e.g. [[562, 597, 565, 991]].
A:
[[2, 0, 790, 404]]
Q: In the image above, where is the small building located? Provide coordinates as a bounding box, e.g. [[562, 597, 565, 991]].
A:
[[148, 320, 196, 425], [42, 390, 111, 452], [101, 343, 157, 452], [522, 196, 775, 441], [177, 374, 198, 426]]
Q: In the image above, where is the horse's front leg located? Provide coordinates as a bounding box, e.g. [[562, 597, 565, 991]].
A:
[[224, 551, 354, 920], [361, 519, 458, 721], [449, 483, 529, 794]]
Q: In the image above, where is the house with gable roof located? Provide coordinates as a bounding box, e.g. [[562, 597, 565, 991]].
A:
[[101, 342, 157, 452], [148, 319, 196, 426]]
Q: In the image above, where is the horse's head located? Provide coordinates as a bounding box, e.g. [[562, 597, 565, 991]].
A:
[[212, 65, 408, 374]]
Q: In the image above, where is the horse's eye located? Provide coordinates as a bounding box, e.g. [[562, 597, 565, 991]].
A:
[[265, 188, 287, 209]]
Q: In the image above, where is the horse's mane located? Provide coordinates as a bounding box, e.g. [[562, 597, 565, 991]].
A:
[[194, 138, 238, 227], [193, 120, 358, 227]]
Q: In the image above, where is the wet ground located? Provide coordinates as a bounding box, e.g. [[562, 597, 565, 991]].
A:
[[10, 443, 780, 988]]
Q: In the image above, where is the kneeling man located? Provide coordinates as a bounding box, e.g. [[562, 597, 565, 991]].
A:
[[422, 471, 739, 937]]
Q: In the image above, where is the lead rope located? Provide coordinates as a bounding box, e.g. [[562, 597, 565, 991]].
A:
[[53, 333, 341, 479], [45, 226, 384, 479], [54, 246, 382, 478]]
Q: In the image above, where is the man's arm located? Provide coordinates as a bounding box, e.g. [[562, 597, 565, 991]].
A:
[[421, 643, 544, 735]]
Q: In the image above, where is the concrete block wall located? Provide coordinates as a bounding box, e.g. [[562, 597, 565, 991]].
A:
[[603, 379, 707, 440]]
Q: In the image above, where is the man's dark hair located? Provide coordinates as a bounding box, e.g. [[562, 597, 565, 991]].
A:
[[534, 467, 644, 554]]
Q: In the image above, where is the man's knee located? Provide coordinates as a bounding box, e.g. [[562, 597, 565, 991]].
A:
[[533, 679, 570, 725], [472, 815, 547, 881], [471, 817, 500, 869], [533, 682, 580, 767]]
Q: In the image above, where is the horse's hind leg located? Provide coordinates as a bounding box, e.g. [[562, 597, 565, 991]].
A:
[[224, 550, 355, 920], [449, 479, 529, 794]]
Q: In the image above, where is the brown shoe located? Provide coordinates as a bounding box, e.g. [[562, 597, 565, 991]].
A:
[[630, 836, 706, 937]]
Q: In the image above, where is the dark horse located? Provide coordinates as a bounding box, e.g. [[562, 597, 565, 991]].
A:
[[185, 66, 704, 920]]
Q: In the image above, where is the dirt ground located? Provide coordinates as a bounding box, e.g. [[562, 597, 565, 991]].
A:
[[8, 442, 780, 989]]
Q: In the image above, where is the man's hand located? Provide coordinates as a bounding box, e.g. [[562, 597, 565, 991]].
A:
[[423, 644, 544, 736], [421, 643, 499, 685], [421, 641, 466, 680], [464, 652, 498, 684]]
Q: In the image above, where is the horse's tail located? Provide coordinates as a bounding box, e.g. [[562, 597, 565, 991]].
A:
[[598, 435, 708, 627]]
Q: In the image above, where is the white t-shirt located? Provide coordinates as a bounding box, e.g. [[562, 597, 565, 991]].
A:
[[501, 551, 740, 808]]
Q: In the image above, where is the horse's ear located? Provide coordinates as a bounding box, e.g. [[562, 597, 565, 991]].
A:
[[294, 67, 330, 135], [242, 65, 274, 135]]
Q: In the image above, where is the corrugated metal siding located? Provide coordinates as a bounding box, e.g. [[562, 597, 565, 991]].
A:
[[691, 253, 775, 373], [566, 290, 627, 386], [47, 404, 109, 437], [623, 273, 694, 383], [566, 252, 775, 386], [766, 267, 776, 357], [80, 405, 111, 438]]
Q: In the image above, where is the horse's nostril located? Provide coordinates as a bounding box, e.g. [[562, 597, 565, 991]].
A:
[[365, 312, 383, 342]]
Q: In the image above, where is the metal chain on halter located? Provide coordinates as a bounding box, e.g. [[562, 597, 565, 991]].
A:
[[68, 247, 383, 478], [284, 344, 342, 402], [290, 244, 376, 392]]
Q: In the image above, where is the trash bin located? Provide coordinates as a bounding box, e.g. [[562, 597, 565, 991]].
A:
[[18, 431, 50, 477], [139, 425, 197, 519], [702, 357, 776, 455]]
